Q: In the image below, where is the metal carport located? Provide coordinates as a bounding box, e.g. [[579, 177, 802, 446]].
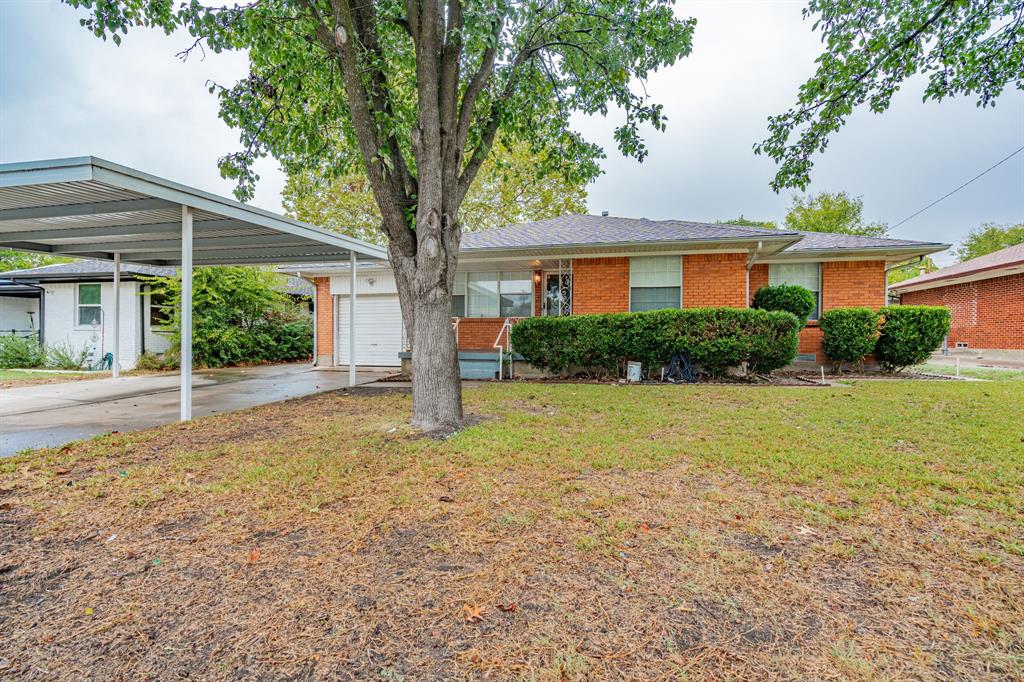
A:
[[0, 156, 387, 419]]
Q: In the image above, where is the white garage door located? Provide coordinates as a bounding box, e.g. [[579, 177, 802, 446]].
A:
[[335, 294, 404, 366]]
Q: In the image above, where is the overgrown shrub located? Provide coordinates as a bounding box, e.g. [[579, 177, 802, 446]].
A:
[[0, 335, 45, 368], [133, 352, 168, 371], [874, 305, 951, 373], [142, 267, 313, 368], [46, 342, 90, 370], [510, 308, 801, 378], [752, 284, 815, 324], [820, 307, 880, 372]]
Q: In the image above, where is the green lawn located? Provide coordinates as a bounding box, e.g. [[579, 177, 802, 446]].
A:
[[2, 379, 1022, 679], [0, 368, 97, 387]]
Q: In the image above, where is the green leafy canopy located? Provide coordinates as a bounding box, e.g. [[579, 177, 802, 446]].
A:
[[955, 222, 1024, 262], [757, 0, 1024, 191], [67, 0, 695, 207]]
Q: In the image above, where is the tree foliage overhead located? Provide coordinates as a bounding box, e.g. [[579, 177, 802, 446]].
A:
[[716, 215, 778, 230], [69, 0, 693, 206], [955, 222, 1024, 262], [784, 191, 888, 237], [758, 0, 1024, 191], [284, 141, 587, 244]]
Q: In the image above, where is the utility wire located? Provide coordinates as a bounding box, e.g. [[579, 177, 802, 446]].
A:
[[891, 144, 1024, 231]]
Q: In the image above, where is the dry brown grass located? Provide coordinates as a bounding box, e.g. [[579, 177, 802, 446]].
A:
[[1, 381, 1022, 680]]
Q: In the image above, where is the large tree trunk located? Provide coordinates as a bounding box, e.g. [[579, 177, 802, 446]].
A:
[[386, 193, 464, 432]]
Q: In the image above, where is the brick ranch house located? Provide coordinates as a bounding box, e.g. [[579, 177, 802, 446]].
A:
[[285, 215, 947, 376], [890, 242, 1024, 362]]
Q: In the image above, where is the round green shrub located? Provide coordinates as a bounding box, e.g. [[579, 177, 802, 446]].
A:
[[819, 307, 879, 372], [752, 284, 815, 323], [510, 307, 801, 378], [874, 306, 951, 373]]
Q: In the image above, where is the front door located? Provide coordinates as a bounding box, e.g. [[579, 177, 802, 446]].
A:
[[543, 273, 572, 316]]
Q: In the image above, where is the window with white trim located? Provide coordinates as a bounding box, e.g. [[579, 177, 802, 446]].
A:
[[77, 284, 102, 326], [630, 256, 681, 312], [769, 262, 821, 320], [453, 272, 534, 318]]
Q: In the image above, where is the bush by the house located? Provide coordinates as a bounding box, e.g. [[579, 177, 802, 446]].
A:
[[874, 305, 951, 373], [0, 335, 45, 369], [46, 342, 90, 370], [820, 307, 880, 372], [510, 308, 801, 378], [752, 284, 815, 324], [143, 267, 313, 368]]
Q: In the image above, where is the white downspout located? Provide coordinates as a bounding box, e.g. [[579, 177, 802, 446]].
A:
[[746, 241, 763, 307]]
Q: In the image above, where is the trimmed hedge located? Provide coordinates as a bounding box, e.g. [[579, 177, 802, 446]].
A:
[[874, 305, 951, 373], [510, 308, 801, 378], [820, 307, 879, 372], [752, 284, 815, 324]]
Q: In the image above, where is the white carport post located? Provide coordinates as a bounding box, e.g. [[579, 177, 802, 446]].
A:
[[180, 205, 193, 420], [349, 250, 357, 386], [111, 252, 120, 377]]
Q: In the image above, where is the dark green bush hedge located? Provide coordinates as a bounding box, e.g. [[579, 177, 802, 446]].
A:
[[0, 335, 45, 369], [752, 284, 815, 323], [820, 307, 880, 371], [510, 308, 801, 378], [874, 305, 951, 373]]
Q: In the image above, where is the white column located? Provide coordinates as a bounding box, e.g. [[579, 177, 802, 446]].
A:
[[349, 250, 357, 387], [180, 205, 193, 421], [111, 252, 121, 377]]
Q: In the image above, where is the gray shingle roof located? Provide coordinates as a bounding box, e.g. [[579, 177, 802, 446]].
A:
[[785, 231, 945, 251], [1, 260, 313, 296], [461, 214, 797, 250], [2, 261, 174, 278]]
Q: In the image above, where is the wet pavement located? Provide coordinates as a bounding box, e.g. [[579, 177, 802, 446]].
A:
[[0, 363, 394, 457]]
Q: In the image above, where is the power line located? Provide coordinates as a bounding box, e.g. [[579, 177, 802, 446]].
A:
[[891, 144, 1024, 231]]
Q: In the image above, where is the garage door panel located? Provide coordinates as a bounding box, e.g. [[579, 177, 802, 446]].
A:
[[336, 295, 404, 366]]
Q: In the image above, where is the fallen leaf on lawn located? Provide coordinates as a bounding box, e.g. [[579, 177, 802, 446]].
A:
[[639, 522, 650, 532], [84, 607, 94, 615], [497, 602, 517, 613], [463, 603, 485, 623], [438, 495, 455, 503], [249, 547, 261, 563]]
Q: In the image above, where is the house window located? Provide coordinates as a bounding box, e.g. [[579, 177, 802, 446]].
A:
[[630, 256, 681, 312], [451, 275, 466, 318], [77, 284, 102, 326], [769, 262, 821, 320], [454, 272, 534, 318], [149, 289, 171, 328]]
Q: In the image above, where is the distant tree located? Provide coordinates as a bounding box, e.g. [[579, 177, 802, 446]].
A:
[[285, 142, 587, 244], [758, 0, 1024, 191], [955, 222, 1024, 262], [784, 191, 888, 237], [716, 215, 778, 230], [0, 251, 69, 273], [887, 257, 938, 285]]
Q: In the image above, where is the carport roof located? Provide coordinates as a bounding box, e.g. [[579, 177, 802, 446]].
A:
[[0, 157, 387, 266]]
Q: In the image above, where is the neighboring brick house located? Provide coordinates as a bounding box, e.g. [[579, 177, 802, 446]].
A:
[[286, 215, 946, 373], [890, 243, 1024, 361]]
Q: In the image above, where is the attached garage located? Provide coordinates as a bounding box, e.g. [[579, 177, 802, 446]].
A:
[[335, 294, 404, 366], [326, 263, 405, 367]]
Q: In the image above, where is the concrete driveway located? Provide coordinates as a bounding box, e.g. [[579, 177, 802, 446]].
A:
[[0, 363, 393, 457]]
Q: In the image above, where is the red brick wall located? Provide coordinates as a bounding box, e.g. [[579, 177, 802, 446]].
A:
[[457, 318, 507, 350], [821, 260, 886, 310], [313, 277, 334, 362], [572, 257, 630, 314], [901, 272, 1024, 350], [683, 253, 747, 308], [748, 264, 769, 305]]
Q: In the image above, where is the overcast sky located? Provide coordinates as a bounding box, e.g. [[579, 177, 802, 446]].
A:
[[2, 0, 1022, 265]]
